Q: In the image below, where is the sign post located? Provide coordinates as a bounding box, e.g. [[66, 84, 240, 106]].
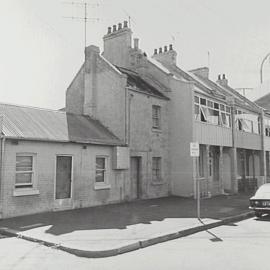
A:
[[190, 142, 200, 219]]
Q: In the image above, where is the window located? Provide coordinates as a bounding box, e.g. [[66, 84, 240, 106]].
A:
[[200, 98, 206, 105], [15, 154, 34, 188], [194, 96, 231, 127], [265, 119, 270, 137], [95, 157, 106, 183], [235, 112, 260, 134], [194, 96, 199, 104], [152, 105, 161, 129], [152, 157, 161, 182]]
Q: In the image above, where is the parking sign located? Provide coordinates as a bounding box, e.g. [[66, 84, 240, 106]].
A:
[[190, 142, 199, 157]]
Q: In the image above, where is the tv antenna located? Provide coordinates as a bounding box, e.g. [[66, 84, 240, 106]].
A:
[[62, 1, 99, 49]]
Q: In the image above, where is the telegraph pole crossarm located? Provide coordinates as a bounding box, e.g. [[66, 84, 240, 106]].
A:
[[62, 1, 99, 49]]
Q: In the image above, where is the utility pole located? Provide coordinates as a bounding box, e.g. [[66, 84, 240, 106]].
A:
[[62, 1, 99, 49]]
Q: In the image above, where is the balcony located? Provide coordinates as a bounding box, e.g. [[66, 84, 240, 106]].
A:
[[194, 121, 232, 146], [235, 131, 261, 150]]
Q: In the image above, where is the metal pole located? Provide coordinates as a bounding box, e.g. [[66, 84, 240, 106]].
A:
[[84, 2, 87, 49], [196, 157, 200, 219], [260, 53, 270, 84]]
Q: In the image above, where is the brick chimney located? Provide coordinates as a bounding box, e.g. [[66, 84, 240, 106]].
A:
[[189, 67, 209, 79], [152, 44, 177, 65], [83, 45, 100, 118], [217, 74, 228, 87], [102, 21, 132, 67]]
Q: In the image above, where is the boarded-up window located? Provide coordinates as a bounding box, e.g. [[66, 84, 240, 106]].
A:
[[152, 105, 161, 129]]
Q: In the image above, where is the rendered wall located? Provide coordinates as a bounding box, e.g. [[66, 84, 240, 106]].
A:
[[169, 79, 195, 197], [129, 91, 169, 198], [66, 65, 84, 115], [95, 57, 127, 142], [1, 140, 128, 218]]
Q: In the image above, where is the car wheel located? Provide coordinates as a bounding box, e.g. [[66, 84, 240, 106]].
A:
[[255, 212, 263, 218]]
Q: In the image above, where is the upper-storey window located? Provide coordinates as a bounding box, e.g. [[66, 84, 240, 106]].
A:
[[152, 105, 161, 129], [194, 96, 231, 128], [265, 119, 270, 137], [235, 110, 260, 134]]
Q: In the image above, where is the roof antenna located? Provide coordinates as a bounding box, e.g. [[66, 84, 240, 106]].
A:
[[122, 9, 136, 28], [62, 1, 100, 50]]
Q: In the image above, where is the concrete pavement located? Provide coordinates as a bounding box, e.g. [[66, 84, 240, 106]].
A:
[[0, 194, 253, 257]]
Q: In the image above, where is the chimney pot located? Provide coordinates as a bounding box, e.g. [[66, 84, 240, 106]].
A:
[[218, 74, 221, 80], [118, 23, 122, 30], [154, 49, 158, 55], [164, 45, 168, 52], [123, 21, 128, 28], [222, 74, 226, 79], [107, 27, 112, 34], [169, 44, 173, 50], [113, 25, 117, 32], [159, 47, 162, 53]]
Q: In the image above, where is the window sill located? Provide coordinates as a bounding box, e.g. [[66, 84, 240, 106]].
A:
[[94, 184, 111, 190], [13, 189, 40, 197], [152, 128, 162, 133], [151, 180, 165, 186], [194, 120, 231, 129]]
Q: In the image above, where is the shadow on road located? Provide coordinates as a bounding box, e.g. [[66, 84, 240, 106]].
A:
[[0, 194, 250, 236]]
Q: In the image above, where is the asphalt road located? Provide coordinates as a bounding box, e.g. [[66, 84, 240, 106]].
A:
[[0, 216, 269, 270]]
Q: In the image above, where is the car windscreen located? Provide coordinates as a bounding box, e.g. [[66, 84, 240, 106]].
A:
[[255, 186, 270, 197]]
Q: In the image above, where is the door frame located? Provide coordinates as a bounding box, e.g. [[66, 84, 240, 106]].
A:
[[54, 154, 74, 209], [130, 156, 142, 199]]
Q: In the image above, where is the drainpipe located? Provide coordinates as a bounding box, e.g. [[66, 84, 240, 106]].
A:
[[230, 99, 238, 193], [0, 135, 6, 217], [260, 109, 267, 185]]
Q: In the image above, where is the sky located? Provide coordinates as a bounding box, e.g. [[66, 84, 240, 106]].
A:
[[1, 0, 270, 110]]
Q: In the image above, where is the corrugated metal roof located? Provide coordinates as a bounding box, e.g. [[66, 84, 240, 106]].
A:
[[0, 103, 122, 145]]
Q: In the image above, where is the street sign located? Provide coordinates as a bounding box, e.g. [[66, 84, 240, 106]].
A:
[[190, 142, 199, 157]]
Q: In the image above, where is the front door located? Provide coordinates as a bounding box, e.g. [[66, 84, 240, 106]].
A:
[[55, 155, 73, 209], [130, 157, 141, 199]]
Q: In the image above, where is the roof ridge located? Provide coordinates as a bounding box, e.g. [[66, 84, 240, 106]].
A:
[[0, 102, 66, 114]]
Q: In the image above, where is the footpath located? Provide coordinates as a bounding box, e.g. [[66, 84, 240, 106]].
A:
[[0, 194, 254, 258]]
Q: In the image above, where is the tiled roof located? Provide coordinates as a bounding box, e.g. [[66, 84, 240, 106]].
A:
[[116, 66, 169, 100], [0, 103, 122, 145]]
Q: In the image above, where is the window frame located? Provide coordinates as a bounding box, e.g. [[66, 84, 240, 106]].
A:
[[152, 105, 161, 130], [15, 153, 35, 189], [14, 153, 39, 197], [152, 157, 162, 182], [194, 95, 231, 128], [94, 156, 110, 189]]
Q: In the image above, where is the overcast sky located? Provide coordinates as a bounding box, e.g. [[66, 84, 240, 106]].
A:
[[1, 0, 270, 109]]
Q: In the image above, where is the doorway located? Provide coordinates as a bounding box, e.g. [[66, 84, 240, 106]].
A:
[[55, 155, 73, 209], [130, 157, 141, 199]]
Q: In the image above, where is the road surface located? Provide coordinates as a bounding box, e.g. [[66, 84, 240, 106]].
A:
[[0, 216, 269, 270]]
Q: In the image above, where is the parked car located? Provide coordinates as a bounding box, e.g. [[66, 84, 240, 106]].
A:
[[249, 183, 270, 218]]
